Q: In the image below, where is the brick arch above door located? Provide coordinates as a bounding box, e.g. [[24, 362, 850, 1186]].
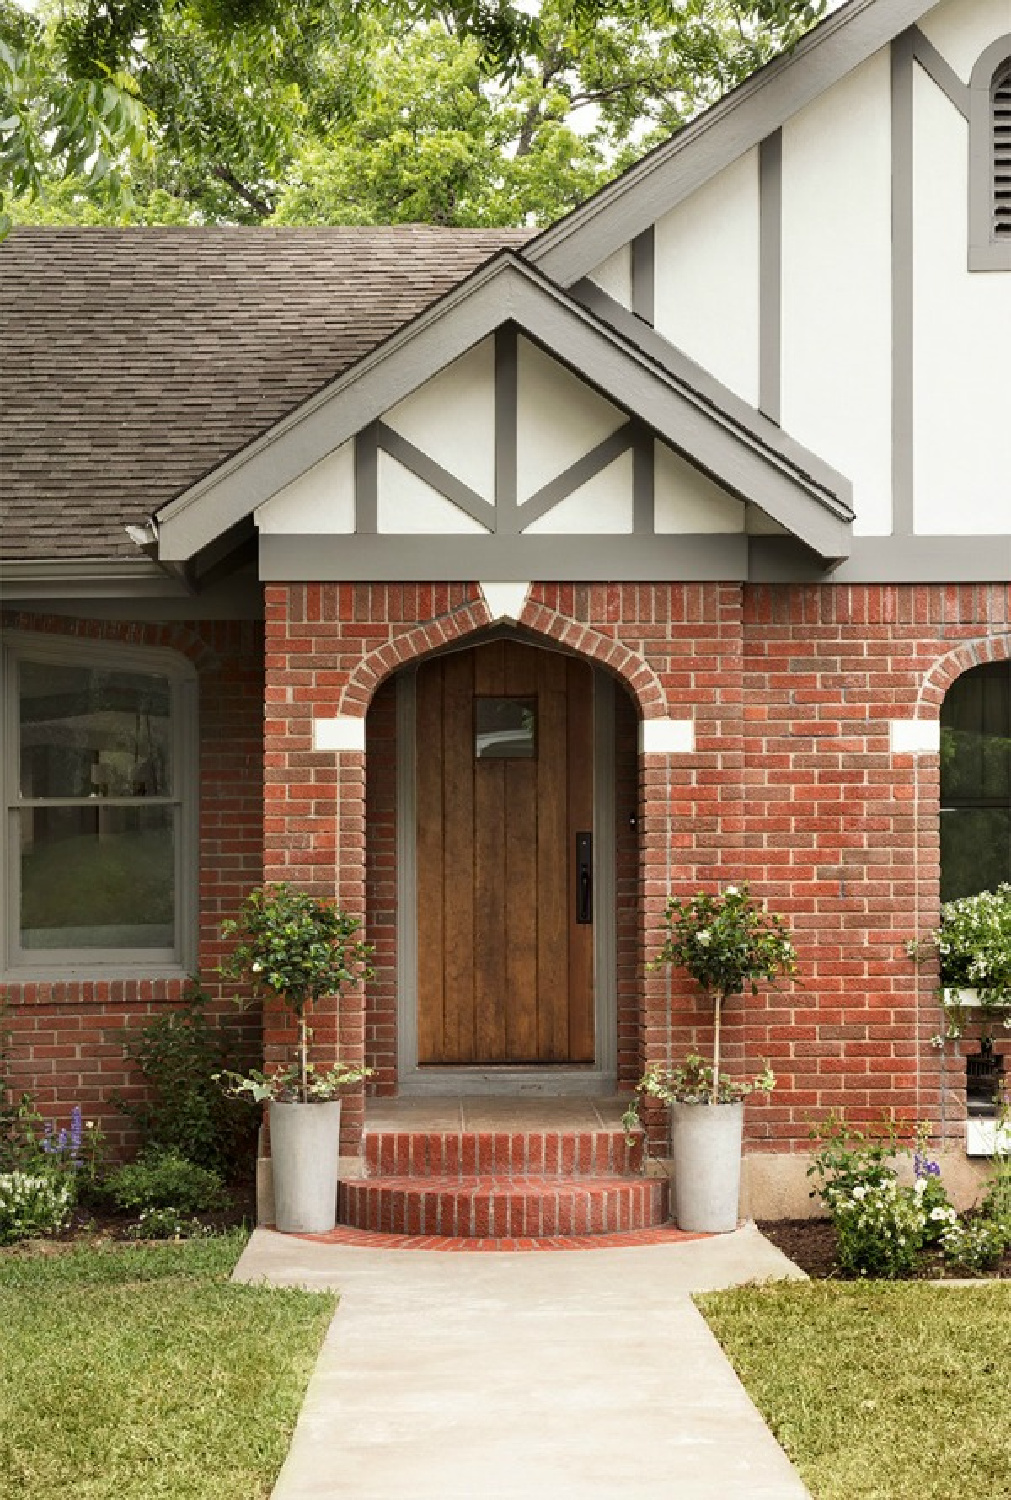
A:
[[338, 582, 666, 722]]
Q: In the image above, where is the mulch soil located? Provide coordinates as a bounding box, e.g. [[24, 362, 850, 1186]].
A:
[[759, 1217, 1011, 1280]]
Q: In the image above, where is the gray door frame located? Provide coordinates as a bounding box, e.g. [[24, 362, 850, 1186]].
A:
[[395, 645, 618, 1096]]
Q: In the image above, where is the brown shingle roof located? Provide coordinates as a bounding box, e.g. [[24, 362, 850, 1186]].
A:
[[0, 225, 531, 562]]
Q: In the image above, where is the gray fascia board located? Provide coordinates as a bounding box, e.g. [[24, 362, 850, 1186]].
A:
[[525, 0, 938, 285], [571, 279, 854, 515], [0, 558, 194, 600], [750, 534, 1011, 581], [266, 532, 1011, 583], [157, 255, 852, 565], [260, 532, 751, 582]]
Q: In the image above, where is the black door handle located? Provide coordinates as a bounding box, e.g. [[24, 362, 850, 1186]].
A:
[[576, 831, 592, 925]]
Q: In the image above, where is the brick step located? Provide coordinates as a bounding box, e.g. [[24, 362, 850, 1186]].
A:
[[340, 1174, 668, 1238], [362, 1126, 644, 1180]]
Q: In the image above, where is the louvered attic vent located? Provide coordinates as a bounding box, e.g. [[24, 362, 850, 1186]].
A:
[[996, 59, 1011, 239]]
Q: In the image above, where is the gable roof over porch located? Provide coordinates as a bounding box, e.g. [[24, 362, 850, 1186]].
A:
[[154, 253, 854, 575]]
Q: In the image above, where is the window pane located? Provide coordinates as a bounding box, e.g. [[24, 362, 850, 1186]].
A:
[[475, 697, 537, 759], [940, 808, 1011, 902], [941, 662, 1011, 803], [19, 660, 172, 799], [20, 804, 175, 950]]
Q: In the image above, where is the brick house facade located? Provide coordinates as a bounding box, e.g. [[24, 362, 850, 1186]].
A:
[[2, 0, 1009, 1219]]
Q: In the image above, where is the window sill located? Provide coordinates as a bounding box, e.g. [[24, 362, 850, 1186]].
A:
[[943, 988, 1011, 1010], [2, 962, 192, 986]]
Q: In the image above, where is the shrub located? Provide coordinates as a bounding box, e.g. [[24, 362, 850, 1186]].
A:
[[118, 985, 257, 1176], [103, 1150, 227, 1216], [940, 1212, 1011, 1273], [809, 1115, 936, 1277], [831, 1178, 929, 1279], [0, 1172, 74, 1244], [808, 1113, 903, 1211], [126, 1208, 214, 1241]]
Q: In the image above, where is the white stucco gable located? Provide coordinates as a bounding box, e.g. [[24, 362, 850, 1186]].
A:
[[538, 0, 1011, 578]]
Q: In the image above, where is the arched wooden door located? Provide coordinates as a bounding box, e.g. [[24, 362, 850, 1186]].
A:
[[415, 639, 594, 1066]]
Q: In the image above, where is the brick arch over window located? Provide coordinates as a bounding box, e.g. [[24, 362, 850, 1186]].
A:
[[339, 587, 665, 721], [0, 609, 222, 672], [918, 633, 1011, 713]]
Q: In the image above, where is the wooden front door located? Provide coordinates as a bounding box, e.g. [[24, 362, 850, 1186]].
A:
[[416, 640, 594, 1066]]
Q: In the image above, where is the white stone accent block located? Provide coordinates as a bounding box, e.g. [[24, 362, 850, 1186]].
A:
[[313, 715, 366, 752], [480, 582, 530, 621], [889, 718, 940, 755], [639, 718, 695, 754]]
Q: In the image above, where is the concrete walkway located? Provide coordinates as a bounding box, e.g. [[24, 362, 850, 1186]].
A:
[[234, 1223, 811, 1500]]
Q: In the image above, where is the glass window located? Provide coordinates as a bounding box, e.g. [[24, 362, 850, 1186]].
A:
[[940, 660, 1011, 901], [474, 697, 537, 760], [3, 636, 196, 971]]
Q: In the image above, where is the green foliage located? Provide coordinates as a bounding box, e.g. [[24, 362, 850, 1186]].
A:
[[126, 1207, 215, 1239], [221, 883, 372, 1018], [220, 883, 372, 1105], [917, 883, 1011, 1005], [808, 1114, 932, 1277], [807, 1114, 1011, 1278], [103, 1148, 227, 1215], [0, 0, 152, 235], [118, 985, 256, 1176], [634, 1053, 775, 1108], [807, 1112, 905, 1210], [0, 1171, 74, 1243], [653, 883, 797, 1002], [217, 1059, 370, 1104], [938, 1210, 1010, 1273], [3, 0, 822, 229], [831, 1178, 928, 1280]]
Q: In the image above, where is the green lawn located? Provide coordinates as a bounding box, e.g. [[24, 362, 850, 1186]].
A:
[[0, 1231, 336, 1500], [699, 1281, 1011, 1500]]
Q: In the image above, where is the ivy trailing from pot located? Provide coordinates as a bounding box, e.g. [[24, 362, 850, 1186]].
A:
[[218, 882, 375, 1104]]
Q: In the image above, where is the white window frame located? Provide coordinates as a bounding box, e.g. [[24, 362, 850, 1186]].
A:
[[968, 36, 1011, 272], [1, 630, 199, 978]]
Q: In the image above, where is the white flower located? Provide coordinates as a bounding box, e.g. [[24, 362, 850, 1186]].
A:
[[724, 885, 739, 897], [696, 930, 712, 947], [851, 1185, 866, 1200]]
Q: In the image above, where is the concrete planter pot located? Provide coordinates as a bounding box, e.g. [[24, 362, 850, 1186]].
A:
[[269, 1099, 342, 1234], [670, 1100, 744, 1234]]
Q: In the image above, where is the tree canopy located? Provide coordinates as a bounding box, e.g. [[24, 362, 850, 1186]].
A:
[[2, 0, 824, 232]]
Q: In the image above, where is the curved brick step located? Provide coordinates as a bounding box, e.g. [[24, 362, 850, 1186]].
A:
[[340, 1174, 668, 1238], [362, 1127, 644, 1180]]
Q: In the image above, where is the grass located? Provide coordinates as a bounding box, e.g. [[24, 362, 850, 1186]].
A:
[[0, 1230, 336, 1500], [699, 1280, 1011, 1500]]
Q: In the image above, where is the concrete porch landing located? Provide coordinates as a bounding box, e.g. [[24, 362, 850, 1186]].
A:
[[362, 1095, 632, 1130]]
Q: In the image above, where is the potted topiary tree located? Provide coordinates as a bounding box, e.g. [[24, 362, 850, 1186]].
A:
[[218, 883, 373, 1234], [627, 883, 796, 1233]]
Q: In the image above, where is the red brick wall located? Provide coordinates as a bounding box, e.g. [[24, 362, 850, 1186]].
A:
[[1, 613, 265, 1156], [262, 579, 1011, 1161]]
